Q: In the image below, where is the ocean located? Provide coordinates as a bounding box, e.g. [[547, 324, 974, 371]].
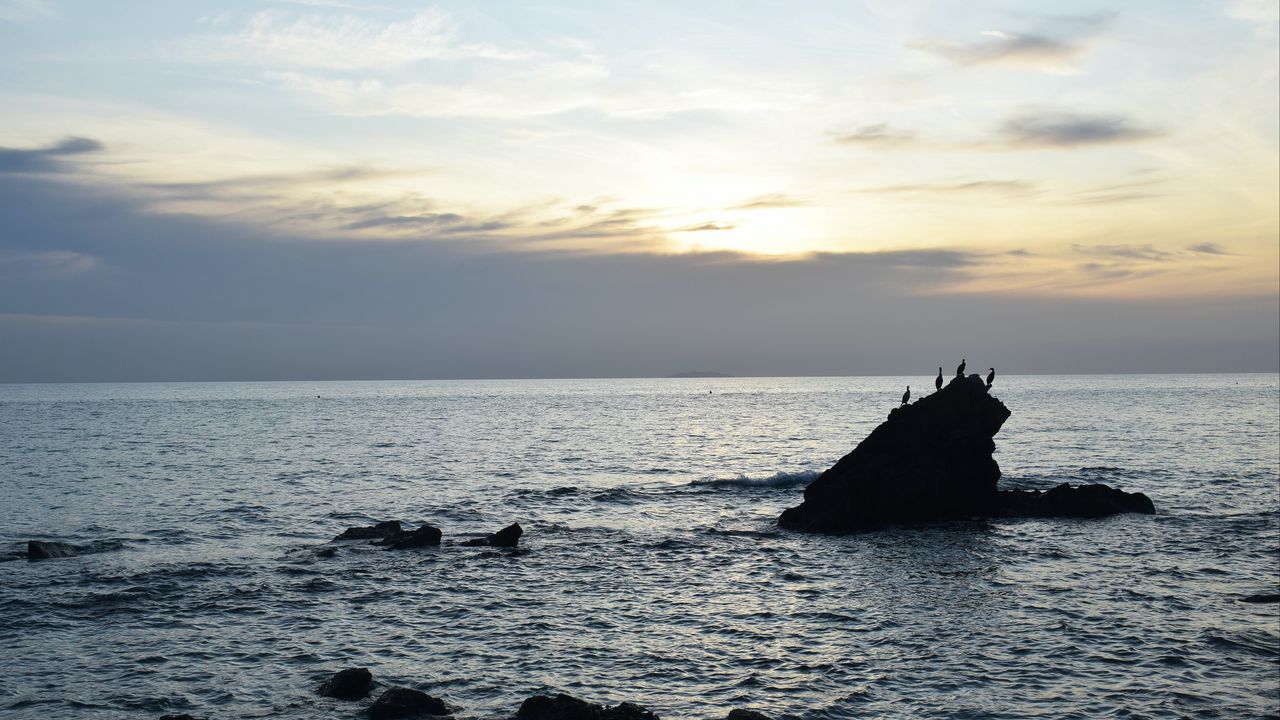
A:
[[1, 374, 1277, 719]]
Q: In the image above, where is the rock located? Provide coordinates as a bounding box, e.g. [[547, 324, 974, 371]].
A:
[[158, 715, 201, 720], [27, 540, 82, 560], [725, 711, 771, 720], [779, 374, 1011, 531], [378, 525, 443, 550], [1241, 593, 1280, 604], [335, 520, 403, 542], [319, 667, 374, 699], [368, 687, 453, 718], [996, 483, 1155, 518], [514, 693, 659, 720], [461, 522, 523, 548]]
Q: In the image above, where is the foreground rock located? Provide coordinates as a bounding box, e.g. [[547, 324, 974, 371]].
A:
[[27, 540, 83, 560], [779, 373, 1155, 532], [461, 522, 523, 548], [334, 521, 403, 542], [515, 694, 658, 720], [319, 667, 374, 699], [368, 687, 453, 718], [997, 483, 1154, 517], [780, 374, 1011, 531]]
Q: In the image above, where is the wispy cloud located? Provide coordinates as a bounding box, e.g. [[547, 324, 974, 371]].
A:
[[727, 193, 809, 210], [1073, 243, 1173, 262], [1188, 242, 1233, 255], [0, 0, 57, 22], [832, 123, 917, 147], [999, 111, 1160, 148], [188, 7, 528, 70], [909, 14, 1110, 71], [853, 179, 1037, 195], [0, 137, 103, 173]]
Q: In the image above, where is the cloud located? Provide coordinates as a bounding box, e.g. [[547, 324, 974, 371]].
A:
[[0, 0, 56, 22], [832, 123, 917, 147], [1073, 243, 1173, 262], [909, 14, 1110, 70], [1227, 0, 1280, 24], [676, 221, 737, 232], [0, 137, 104, 173], [853, 180, 1037, 196], [999, 111, 1160, 148], [189, 7, 527, 70], [728, 194, 809, 211], [1187, 242, 1232, 255]]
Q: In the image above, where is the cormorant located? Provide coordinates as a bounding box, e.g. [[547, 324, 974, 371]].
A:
[[956, 358, 966, 377], [935, 367, 943, 392], [901, 386, 910, 406], [986, 368, 995, 388]]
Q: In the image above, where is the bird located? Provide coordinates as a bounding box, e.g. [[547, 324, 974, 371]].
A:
[[901, 386, 910, 406], [935, 367, 943, 392], [956, 358, 966, 377], [986, 368, 995, 388]]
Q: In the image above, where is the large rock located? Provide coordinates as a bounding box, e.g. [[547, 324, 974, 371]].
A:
[[319, 667, 374, 699], [779, 374, 1010, 531], [28, 540, 83, 560], [334, 521, 403, 542], [515, 694, 658, 720], [377, 525, 443, 550], [368, 687, 453, 718], [996, 483, 1155, 518], [461, 522, 523, 548]]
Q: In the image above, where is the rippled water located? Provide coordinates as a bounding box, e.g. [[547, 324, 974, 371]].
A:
[[1, 375, 1277, 719]]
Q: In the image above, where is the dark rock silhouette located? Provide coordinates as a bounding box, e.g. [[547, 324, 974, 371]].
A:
[[319, 667, 374, 699], [462, 522, 523, 547], [779, 374, 1010, 531], [779, 373, 1156, 532], [334, 520, 403, 541], [996, 483, 1154, 517], [377, 525, 443, 550], [27, 540, 82, 560], [725, 710, 771, 720], [158, 715, 202, 720], [1241, 593, 1280, 604], [515, 694, 658, 720], [368, 687, 453, 718]]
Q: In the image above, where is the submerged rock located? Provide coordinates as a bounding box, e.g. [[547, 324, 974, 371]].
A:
[[27, 540, 83, 560], [368, 687, 453, 718], [725, 711, 771, 720], [334, 520, 403, 542], [378, 525, 443, 550], [779, 374, 1011, 531], [997, 483, 1155, 518], [514, 693, 658, 720], [1241, 593, 1280, 604], [319, 667, 374, 699], [461, 522, 523, 548]]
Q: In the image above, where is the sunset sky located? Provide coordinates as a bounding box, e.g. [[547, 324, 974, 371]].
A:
[[1, 1, 1277, 380]]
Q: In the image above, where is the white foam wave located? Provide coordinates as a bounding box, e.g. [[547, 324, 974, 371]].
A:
[[690, 469, 819, 490]]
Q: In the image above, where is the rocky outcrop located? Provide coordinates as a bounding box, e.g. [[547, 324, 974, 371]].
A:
[[368, 687, 454, 718], [996, 483, 1155, 518], [779, 373, 1156, 532], [725, 711, 771, 720], [27, 540, 83, 560], [461, 522, 523, 548], [377, 525, 443, 550], [515, 694, 658, 720], [335, 521, 403, 542], [780, 374, 1010, 531], [319, 667, 374, 699]]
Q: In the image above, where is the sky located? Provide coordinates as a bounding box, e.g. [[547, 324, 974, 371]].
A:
[[0, 0, 1277, 381]]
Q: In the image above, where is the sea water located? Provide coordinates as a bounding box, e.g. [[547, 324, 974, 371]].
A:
[[0, 375, 1276, 719]]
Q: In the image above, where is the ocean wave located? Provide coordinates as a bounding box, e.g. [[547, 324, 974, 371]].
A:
[[689, 469, 819, 491]]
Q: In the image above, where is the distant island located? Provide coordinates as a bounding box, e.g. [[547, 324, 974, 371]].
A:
[[665, 371, 734, 378]]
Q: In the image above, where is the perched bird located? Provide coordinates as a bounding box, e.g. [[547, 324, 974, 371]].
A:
[[901, 386, 910, 406], [986, 368, 996, 388], [956, 358, 966, 377], [935, 367, 943, 392]]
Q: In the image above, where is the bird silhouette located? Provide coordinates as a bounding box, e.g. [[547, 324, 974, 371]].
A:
[[935, 367, 943, 392], [956, 358, 966, 377], [901, 386, 910, 406], [986, 368, 995, 388]]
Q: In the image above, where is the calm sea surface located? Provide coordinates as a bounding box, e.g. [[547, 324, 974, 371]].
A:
[[1, 375, 1277, 719]]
